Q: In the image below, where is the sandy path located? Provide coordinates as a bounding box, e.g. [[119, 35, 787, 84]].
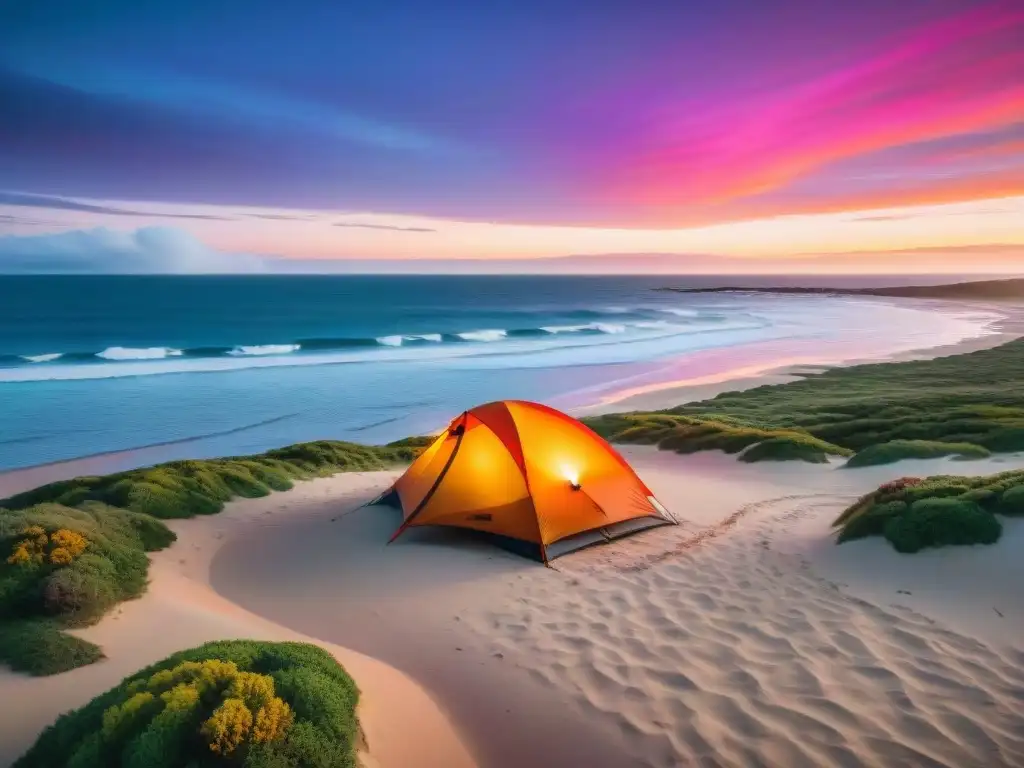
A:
[[210, 449, 1024, 768], [0, 471, 475, 768]]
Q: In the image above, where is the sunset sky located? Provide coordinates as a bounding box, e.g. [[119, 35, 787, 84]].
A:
[[0, 0, 1021, 273]]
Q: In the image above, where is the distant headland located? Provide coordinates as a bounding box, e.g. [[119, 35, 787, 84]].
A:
[[656, 277, 1024, 300]]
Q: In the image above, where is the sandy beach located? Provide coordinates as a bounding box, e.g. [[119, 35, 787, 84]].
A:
[[195, 448, 1024, 768], [8, 446, 1021, 766]]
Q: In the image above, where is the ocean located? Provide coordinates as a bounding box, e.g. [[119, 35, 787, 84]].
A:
[[0, 275, 999, 472]]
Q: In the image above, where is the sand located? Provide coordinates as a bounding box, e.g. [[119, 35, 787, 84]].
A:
[[0, 471, 475, 768], [197, 448, 1024, 768], [3, 452, 1024, 767]]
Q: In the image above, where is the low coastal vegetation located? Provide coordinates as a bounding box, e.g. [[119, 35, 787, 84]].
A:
[[582, 413, 851, 464], [1, 438, 430, 519], [0, 502, 173, 675], [585, 338, 1024, 466], [15, 640, 361, 768], [843, 440, 991, 467], [833, 471, 1024, 552], [0, 439, 427, 676]]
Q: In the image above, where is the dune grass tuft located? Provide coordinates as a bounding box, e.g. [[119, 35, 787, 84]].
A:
[[2, 438, 430, 520], [845, 440, 991, 468], [0, 438, 427, 677], [585, 338, 1024, 465], [14, 640, 361, 768], [833, 469, 1024, 552], [584, 413, 850, 464], [738, 435, 835, 464]]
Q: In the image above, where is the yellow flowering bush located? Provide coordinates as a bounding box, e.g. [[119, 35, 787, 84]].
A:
[[5, 526, 88, 566], [251, 695, 294, 745], [200, 670, 294, 757], [92, 657, 295, 762], [16, 640, 360, 768], [203, 698, 254, 756]]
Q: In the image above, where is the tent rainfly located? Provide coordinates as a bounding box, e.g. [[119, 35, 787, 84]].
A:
[[375, 400, 676, 562]]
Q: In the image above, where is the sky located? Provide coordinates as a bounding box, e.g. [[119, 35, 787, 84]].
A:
[[0, 0, 1021, 273]]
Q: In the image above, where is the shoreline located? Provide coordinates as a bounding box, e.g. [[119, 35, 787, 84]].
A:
[[1, 297, 1017, 494], [581, 297, 1022, 413]]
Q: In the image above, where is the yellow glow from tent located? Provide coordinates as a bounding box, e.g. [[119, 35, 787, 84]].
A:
[[561, 466, 580, 486]]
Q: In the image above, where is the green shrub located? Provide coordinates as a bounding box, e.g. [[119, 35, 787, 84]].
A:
[[836, 500, 908, 542], [15, 641, 361, 768], [834, 469, 1024, 550], [959, 488, 998, 507], [0, 618, 103, 675], [996, 485, 1024, 516], [845, 440, 990, 468], [883, 498, 1001, 553], [976, 427, 1024, 452], [593, 415, 851, 463], [0, 503, 162, 674], [902, 481, 971, 504], [739, 435, 835, 463]]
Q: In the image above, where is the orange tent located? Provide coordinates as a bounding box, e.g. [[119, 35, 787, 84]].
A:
[[377, 400, 676, 562]]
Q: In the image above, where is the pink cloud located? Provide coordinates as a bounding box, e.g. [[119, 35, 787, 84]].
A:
[[601, 1, 1024, 223]]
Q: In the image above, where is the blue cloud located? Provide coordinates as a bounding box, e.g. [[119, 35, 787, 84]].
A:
[[0, 226, 268, 273]]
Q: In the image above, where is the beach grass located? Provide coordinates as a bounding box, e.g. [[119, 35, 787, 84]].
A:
[[14, 640, 361, 768], [833, 471, 1024, 552], [844, 439, 991, 467], [0, 438, 428, 676], [1, 438, 431, 519], [584, 413, 850, 464], [585, 337, 1024, 465]]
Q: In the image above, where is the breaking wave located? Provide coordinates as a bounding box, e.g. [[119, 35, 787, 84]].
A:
[[98, 347, 184, 361], [226, 344, 302, 357], [0, 313, 736, 369], [21, 353, 63, 363]]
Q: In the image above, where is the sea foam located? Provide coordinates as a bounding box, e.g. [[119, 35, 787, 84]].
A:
[[456, 329, 508, 342], [97, 347, 184, 361], [21, 353, 63, 363], [226, 344, 302, 356], [375, 334, 444, 347], [540, 322, 628, 334]]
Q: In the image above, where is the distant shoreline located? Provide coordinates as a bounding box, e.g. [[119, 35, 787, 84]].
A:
[[656, 276, 1024, 300]]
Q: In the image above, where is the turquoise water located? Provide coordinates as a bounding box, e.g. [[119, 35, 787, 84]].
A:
[[0, 276, 996, 471]]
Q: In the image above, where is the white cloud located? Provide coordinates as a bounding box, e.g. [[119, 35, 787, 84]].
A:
[[0, 226, 268, 273]]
